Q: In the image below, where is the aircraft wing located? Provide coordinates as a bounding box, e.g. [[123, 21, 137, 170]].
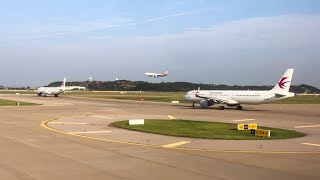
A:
[[208, 97, 239, 105], [44, 90, 52, 95], [195, 90, 239, 105]]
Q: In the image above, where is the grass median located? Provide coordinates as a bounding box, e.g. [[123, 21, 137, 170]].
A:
[[0, 99, 39, 106], [112, 119, 305, 140]]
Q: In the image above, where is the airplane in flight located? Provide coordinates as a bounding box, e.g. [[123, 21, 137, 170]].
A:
[[145, 71, 169, 78], [184, 69, 295, 110], [37, 77, 66, 97]]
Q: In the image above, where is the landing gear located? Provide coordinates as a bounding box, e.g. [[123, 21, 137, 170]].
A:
[[218, 106, 225, 110], [192, 102, 195, 108], [54, 94, 59, 97], [236, 105, 243, 110]]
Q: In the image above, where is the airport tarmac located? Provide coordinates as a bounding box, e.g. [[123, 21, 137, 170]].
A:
[[0, 94, 319, 180]]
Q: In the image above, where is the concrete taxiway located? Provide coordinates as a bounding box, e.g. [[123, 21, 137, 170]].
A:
[[0, 94, 319, 180]]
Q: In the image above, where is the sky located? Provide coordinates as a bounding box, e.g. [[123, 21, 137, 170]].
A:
[[0, 0, 320, 87]]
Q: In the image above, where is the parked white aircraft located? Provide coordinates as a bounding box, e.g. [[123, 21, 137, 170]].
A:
[[37, 78, 66, 97], [145, 71, 168, 78], [184, 69, 294, 110]]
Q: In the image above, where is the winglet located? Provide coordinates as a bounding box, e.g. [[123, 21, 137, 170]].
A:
[[195, 87, 200, 97]]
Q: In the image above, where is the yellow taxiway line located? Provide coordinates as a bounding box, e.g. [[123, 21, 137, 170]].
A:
[[295, 125, 320, 128], [70, 130, 112, 134], [41, 118, 320, 154], [233, 119, 256, 122], [162, 141, 191, 148], [301, 143, 320, 147]]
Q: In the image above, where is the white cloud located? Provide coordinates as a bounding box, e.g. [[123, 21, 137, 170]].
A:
[[0, 17, 134, 42], [133, 14, 320, 50], [144, 12, 193, 23], [1, 14, 320, 87]]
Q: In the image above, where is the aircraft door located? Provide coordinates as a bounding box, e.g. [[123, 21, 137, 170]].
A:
[[264, 93, 270, 100], [231, 93, 235, 100]]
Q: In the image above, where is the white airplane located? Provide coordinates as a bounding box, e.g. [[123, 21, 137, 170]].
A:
[[145, 71, 169, 78], [37, 77, 66, 97], [184, 69, 295, 110]]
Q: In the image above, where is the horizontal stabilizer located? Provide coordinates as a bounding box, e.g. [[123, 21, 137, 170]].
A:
[[274, 93, 287, 97]]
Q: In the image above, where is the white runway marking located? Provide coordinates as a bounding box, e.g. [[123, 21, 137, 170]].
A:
[[301, 143, 320, 147], [162, 141, 191, 148], [48, 122, 88, 125], [168, 115, 176, 120], [233, 119, 256, 122], [69, 130, 112, 134], [295, 125, 320, 128], [53, 102, 73, 105], [92, 115, 115, 119]]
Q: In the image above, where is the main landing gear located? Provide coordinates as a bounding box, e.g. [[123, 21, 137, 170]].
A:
[[192, 103, 243, 110], [218, 105, 242, 110], [236, 105, 243, 110]]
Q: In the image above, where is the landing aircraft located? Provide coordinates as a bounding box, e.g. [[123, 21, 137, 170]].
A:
[[37, 77, 66, 97], [145, 71, 168, 78], [184, 69, 294, 110]]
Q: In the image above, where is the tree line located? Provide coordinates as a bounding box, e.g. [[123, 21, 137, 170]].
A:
[[47, 80, 320, 94]]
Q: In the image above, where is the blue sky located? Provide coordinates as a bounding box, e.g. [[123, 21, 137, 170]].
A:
[[0, 0, 320, 87]]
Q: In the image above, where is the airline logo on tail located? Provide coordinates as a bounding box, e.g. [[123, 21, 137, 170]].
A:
[[278, 77, 290, 89], [162, 71, 169, 76]]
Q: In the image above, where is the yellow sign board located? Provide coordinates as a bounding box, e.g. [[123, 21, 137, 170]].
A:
[[237, 124, 258, 130], [251, 129, 271, 137]]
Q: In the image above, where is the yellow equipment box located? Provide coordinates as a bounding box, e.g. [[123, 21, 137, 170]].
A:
[[251, 129, 271, 137], [237, 124, 258, 130]]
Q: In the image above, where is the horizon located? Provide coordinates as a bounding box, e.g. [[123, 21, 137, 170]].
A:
[[1, 1, 319, 87], [1, 79, 318, 89]]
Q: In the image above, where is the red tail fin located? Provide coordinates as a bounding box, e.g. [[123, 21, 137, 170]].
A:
[[162, 71, 169, 76]]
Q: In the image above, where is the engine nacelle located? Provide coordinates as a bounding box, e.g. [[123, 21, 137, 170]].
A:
[[226, 100, 239, 107], [200, 99, 214, 108]]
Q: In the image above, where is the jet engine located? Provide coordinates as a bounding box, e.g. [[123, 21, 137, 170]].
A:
[[199, 99, 214, 108], [225, 100, 239, 107]]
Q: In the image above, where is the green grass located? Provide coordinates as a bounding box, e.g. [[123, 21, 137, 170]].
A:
[[0, 90, 34, 94], [112, 119, 305, 140], [0, 99, 39, 106]]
